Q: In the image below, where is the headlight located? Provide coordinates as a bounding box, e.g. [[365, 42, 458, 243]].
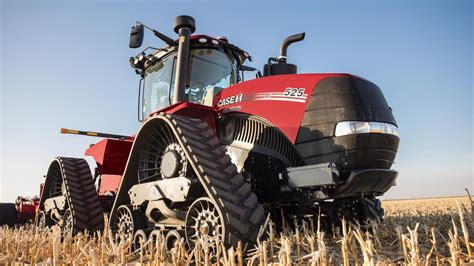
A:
[[335, 121, 399, 137]]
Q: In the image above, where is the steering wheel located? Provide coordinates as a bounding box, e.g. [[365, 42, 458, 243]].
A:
[[187, 82, 205, 103]]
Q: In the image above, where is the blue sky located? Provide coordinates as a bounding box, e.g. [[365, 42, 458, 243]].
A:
[[0, 0, 472, 201]]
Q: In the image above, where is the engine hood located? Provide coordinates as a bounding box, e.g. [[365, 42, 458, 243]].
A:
[[214, 73, 396, 143]]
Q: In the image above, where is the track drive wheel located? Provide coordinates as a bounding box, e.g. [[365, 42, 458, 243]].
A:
[[0, 203, 17, 227], [110, 205, 146, 243], [185, 197, 224, 252]]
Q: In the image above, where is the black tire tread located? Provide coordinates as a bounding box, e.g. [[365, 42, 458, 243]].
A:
[[0, 203, 17, 226], [42, 157, 104, 234], [59, 157, 105, 233], [362, 197, 384, 221]]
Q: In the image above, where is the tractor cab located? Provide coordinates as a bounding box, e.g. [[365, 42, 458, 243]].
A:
[[129, 24, 250, 119]]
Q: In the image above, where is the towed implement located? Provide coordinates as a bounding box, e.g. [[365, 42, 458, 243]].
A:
[[37, 16, 400, 249], [0, 194, 40, 226]]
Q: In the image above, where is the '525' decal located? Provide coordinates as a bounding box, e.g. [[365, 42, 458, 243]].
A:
[[283, 88, 305, 97]]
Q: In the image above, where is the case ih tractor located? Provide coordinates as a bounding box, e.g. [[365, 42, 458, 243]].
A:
[[37, 16, 399, 248]]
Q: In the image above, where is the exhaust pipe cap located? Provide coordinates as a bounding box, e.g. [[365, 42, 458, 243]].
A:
[[174, 15, 196, 34]]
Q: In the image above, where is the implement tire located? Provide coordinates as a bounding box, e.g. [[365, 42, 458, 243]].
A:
[[0, 203, 17, 227]]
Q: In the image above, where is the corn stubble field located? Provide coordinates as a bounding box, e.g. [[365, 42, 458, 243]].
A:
[[0, 197, 473, 265]]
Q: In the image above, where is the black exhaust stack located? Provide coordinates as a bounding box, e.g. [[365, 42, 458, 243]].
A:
[[172, 15, 196, 104], [264, 32, 305, 76]]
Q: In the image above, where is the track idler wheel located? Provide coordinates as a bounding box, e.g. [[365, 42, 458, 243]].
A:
[[62, 209, 75, 236], [35, 211, 53, 230], [110, 205, 146, 243], [165, 230, 182, 250], [133, 229, 148, 251], [185, 197, 224, 252], [149, 230, 164, 251]]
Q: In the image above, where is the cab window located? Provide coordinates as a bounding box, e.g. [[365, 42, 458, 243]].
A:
[[142, 54, 176, 117], [186, 49, 237, 104]]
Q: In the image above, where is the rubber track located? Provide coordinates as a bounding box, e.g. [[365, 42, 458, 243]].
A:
[[167, 114, 266, 247], [52, 157, 104, 233]]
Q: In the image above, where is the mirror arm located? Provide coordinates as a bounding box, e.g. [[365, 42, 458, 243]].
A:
[[147, 47, 168, 52], [137, 21, 176, 46]]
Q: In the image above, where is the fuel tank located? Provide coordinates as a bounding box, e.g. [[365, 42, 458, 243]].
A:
[[214, 73, 399, 171]]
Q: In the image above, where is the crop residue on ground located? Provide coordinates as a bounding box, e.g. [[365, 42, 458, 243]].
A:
[[0, 197, 473, 265]]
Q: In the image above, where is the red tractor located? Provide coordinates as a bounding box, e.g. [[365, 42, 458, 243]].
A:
[[36, 16, 399, 249]]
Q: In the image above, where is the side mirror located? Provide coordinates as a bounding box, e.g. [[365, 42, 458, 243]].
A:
[[129, 24, 144, 48]]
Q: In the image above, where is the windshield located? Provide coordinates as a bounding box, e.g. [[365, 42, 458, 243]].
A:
[[142, 48, 237, 118], [186, 48, 237, 104], [142, 54, 176, 117]]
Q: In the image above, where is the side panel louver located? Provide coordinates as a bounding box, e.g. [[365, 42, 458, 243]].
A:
[[218, 114, 304, 167]]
